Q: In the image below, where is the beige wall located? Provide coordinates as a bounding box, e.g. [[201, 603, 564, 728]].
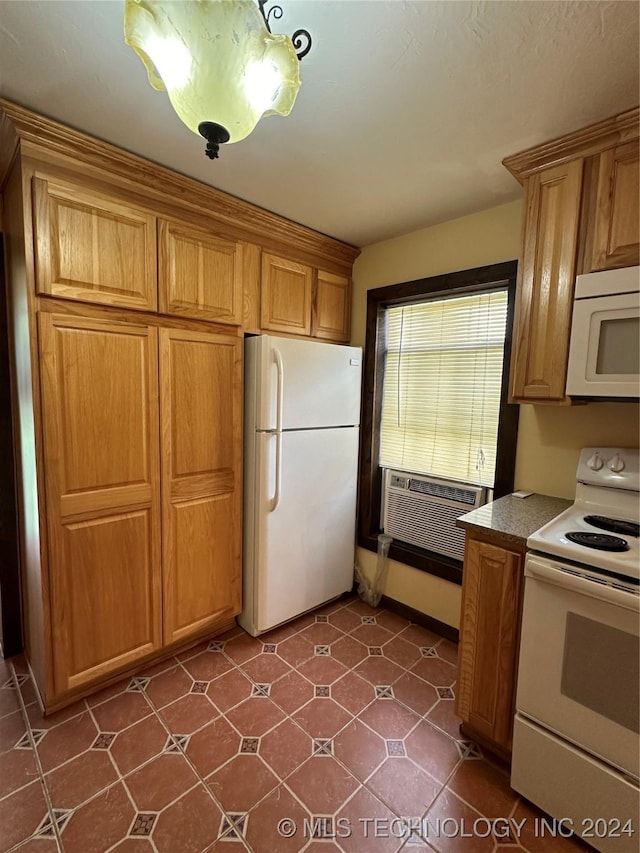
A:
[[352, 199, 640, 629]]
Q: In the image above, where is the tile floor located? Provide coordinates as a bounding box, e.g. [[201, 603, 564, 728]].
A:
[[0, 596, 590, 853]]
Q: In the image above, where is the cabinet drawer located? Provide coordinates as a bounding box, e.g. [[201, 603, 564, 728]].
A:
[[33, 177, 157, 311]]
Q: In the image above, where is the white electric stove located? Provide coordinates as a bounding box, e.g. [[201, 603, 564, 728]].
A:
[[512, 448, 639, 853], [527, 447, 639, 582]]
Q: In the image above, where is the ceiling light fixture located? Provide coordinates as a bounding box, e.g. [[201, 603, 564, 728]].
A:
[[124, 0, 312, 160]]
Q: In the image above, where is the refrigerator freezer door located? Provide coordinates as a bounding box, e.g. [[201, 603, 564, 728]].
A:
[[243, 426, 359, 635], [248, 335, 362, 431]]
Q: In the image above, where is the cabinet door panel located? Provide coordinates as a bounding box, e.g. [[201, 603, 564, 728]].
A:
[[169, 495, 236, 635], [38, 314, 161, 695], [159, 220, 243, 323], [61, 510, 156, 681], [160, 328, 242, 645], [510, 160, 583, 402], [261, 253, 312, 335], [456, 536, 522, 753], [33, 178, 157, 310], [589, 142, 639, 271], [312, 271, 351, 342]]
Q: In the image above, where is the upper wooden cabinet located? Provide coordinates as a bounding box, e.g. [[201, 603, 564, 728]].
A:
[[260, 253, 353, 343], [33, 177, 157, 311], [586, 141, 640, 272], [261, 252, 313, 335], [456, 531, 524, 758], [510, 160, 584, 402], [159, 219, 243, 324], [312, 270, 352, 343], [504, 108, 639, 404]]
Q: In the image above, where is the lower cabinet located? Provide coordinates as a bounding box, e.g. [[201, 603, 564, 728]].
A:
[[38, 311, 242, 703], [455, 531, 524, 758]]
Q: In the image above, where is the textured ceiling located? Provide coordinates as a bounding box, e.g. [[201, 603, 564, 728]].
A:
[[0, 1, 638, 247]]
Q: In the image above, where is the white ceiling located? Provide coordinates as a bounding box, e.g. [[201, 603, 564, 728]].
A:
[[0, 1, 638, 248]]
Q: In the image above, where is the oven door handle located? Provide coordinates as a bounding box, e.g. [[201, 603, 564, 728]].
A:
[[525, 556, 639, 612]]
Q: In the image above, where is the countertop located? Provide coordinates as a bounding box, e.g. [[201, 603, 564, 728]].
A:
[[456, 493, 572, 547]]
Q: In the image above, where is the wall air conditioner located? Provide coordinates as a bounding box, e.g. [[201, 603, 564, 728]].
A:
[[381, 469, 487, 561]]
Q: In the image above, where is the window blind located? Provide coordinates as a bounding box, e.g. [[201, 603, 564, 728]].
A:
[[379, 289, 508, 488]]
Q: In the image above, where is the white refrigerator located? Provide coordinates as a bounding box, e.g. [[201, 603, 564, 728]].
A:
[[239, 334, 362, 637]]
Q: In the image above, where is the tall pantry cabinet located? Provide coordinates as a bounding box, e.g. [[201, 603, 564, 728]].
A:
[[4, 154, 244, 708]]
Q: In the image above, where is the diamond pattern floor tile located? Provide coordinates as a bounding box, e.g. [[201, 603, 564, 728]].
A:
[[207, 754, 279, 813], [1, 597, 582, 853], [153, 785, 224, 853], [44, 749, 119, 810], [36, 712, 99, 773], [245, 783, 310, 853], [60, 781, 135, 853], [186, 716, 241, 779], [286, 755, 360, 815], [358, 699, 421, 740], [124, 752, 200, 812], [0, 708, 27, 755], [336, 786, 405, 853], [225, 696, 286, 737], [292, 698, 353, 739], [259, 718, 312, 780], [0, 742, 39, 799], [108, 713, 169, 776], [0, 779, 50, 852]]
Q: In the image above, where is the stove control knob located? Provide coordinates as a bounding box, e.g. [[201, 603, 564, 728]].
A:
[[607, 453, 625, 474], [587, 452, 604, 471]]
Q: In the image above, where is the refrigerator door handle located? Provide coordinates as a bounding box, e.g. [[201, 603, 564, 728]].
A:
[[270, 348, 284, 511]]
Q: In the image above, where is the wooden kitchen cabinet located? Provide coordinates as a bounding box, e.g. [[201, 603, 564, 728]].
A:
[[312, 270, 352, 343], [260, 254, 353, 343], [503, 107, 639, 405], [159, 219, 243, 324], [509, 160, 584, 402], [585, 141, 640, 272], [37, 311, 242, 699], [261, 252, 313, 335], [33, 176, 157, 311], [160, 328, 242, 645], [38, 313, 163, 694], [456, 531, 524, 759]]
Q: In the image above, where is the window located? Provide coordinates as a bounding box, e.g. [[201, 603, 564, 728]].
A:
[[380, 290, 508, 487], [357, 261, 519, 585]]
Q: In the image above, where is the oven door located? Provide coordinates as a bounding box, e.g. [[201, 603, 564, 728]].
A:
[[516, 554, 640, 780], [566, 292, 639, 397]]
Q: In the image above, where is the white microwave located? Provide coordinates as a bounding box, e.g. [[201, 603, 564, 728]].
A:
[[566, 266, 640, 398]]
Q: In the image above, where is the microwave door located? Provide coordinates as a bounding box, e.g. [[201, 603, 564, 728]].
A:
[[566, 294, 640, 397]]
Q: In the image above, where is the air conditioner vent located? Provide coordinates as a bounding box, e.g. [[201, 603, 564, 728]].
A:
[[408, 478, 479, 505], [382, 468, 487, 561]]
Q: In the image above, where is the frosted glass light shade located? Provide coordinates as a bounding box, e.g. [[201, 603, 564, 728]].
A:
[[124, 0, 302, 144]]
